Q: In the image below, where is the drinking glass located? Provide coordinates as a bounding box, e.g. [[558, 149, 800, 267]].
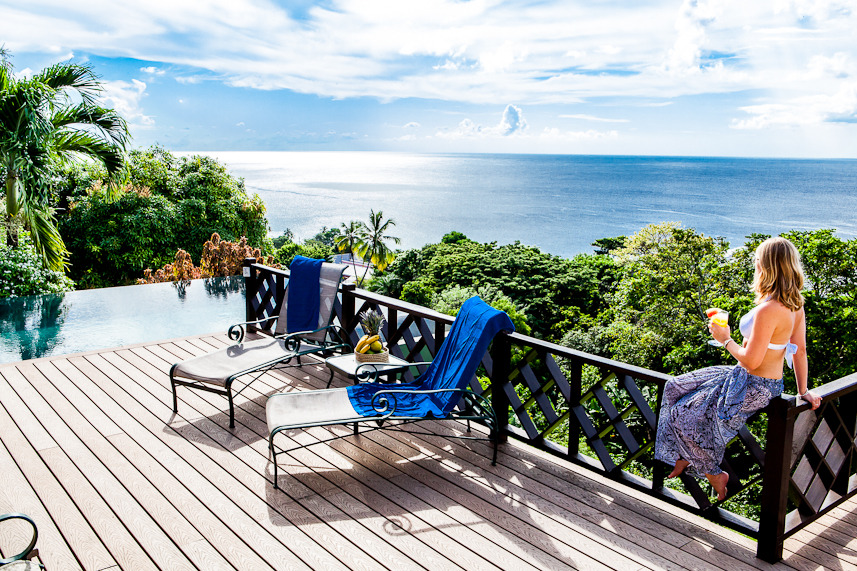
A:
[[708, 310, 729, 346]]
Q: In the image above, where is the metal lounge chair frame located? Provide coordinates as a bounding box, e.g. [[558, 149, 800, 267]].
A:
[[266, 297, 514, 489], [267, 365, 502, 489], [170, 262, 349, 428]]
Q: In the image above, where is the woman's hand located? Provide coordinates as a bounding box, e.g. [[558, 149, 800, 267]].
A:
[[708, 321, 731, 345], [801, 390, 821, 410]]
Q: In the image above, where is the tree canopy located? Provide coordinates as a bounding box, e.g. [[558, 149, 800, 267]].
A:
[[57, 147, 269, 288]]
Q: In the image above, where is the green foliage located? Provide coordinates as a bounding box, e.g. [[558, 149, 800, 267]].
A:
[[271, 229, 295, 249], [0, 233, 75, 297], [401, 278, 435, 307], [271, 227, 335, 266], [605, 223, 734, 374], [431, 283, 532, 335], [783, 229, 857, 384], [386, 235, 621, 340], [58, 147, 269, 287], [310, 226, 339, 247]]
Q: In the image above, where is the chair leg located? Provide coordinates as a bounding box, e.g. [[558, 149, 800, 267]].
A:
[[227, 389, 235, 429], [326, 369, 334, 389], [270, 437, 279, 489], [169, 365, 179, 413]]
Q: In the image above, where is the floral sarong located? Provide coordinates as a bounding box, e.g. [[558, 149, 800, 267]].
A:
[[654, 365, 783, 478]]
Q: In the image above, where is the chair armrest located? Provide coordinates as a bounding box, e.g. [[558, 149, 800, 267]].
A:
[[369, 387, 494, 418], [227, 316, 278, 343], [274, 324, 352, 352]]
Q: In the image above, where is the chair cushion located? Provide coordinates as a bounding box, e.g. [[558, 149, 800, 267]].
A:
[[266, 388, 359, 433], [173, 338, 315, 386]]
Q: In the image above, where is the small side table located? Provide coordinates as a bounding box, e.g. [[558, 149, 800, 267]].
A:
[[324, 353, 413, 388]]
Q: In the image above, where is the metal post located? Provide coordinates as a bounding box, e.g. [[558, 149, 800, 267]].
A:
[[490, 333, 512, 443], [341, 282, 357, 335], [757, 395, 795, 562], [242, 257, 257, 330], [567, 360, 582, 459]]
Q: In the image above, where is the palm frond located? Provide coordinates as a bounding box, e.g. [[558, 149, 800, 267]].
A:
[[33, 62, 102, 106], [51, 130, 126, 175], [51, 104, 130, 147], [19, 201, 69, 272]]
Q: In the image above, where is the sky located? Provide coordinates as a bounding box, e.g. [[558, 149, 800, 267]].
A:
[[1, 0, 856, 158]]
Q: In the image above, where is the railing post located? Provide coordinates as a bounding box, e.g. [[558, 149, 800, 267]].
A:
[[341, 282, 357, 335], [757, 395, 795, 562], [242, 257, 257, 331], [567, 359, 582, 459], [490, 333, 512, 442]]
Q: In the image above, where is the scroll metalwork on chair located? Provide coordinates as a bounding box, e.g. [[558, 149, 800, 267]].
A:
[[266, 296, 515, 489], [0, 513, 43, 569], [170, 256, 349, 428]]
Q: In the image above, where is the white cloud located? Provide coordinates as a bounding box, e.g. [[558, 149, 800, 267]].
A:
[[435, 104, 527, 139], [2, 0, 856, 131], [403, 122, 421, 129], [732, 81, 857, 128], [498, 104, 526, 135], [140, 66, 165, 75], [101, 79, 154, 128]]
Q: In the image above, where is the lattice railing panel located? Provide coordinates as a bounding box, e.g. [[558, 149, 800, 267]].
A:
[[786, 401, 857, 529]]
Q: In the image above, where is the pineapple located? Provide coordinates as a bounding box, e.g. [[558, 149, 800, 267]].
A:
[[360, 309, 385, 336], [356, 309, 386, 353]]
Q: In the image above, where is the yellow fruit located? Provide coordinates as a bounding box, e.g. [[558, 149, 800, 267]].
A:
[[365, 334, 380, 346], [357, 343, 371, 354], [354, 334, 371, 353], [370, 340, 383, 352]]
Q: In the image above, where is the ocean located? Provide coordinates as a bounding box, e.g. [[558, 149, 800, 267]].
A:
[[202, 152, 857, 258]]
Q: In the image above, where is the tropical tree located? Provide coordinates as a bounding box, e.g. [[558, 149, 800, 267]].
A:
[[334, 219, 365, 276], [0, 51, 129, 270], [355, 209, 400, 285]]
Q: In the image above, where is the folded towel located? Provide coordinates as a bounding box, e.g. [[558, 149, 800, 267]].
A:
[[286, 255, 323, 334]]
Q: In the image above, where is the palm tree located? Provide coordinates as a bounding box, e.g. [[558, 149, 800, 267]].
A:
[[334, 219, 365, 277], [355, 209, 400, 286], [1, 51, 130, 270]]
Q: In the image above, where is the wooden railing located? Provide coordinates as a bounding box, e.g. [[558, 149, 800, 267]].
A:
[[242, 260, 857, 562]]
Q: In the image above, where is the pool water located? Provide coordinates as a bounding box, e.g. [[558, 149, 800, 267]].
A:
[[0, 277, 245, 364]]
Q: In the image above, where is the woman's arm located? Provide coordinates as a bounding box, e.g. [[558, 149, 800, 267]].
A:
[[791, 309, 821, 409], [710, 303, 779, 370]]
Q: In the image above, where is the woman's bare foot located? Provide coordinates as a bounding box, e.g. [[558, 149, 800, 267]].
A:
[[667, 459, 690, 479], [706, 472, 729, 501]]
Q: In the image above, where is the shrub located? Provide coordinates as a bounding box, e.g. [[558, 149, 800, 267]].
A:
[[0, 234, 75, 297]]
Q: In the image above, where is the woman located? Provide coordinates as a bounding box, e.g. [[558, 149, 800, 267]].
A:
[[654, 236, 822, 501]]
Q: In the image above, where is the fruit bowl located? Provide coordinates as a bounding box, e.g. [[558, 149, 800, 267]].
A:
[[355, 347, 389, 363]]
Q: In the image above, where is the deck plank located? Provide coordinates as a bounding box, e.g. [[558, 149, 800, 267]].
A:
[[1, 333, 854, 570]]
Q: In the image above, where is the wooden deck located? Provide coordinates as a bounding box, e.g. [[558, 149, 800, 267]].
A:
[[1, 333, 856, 571]]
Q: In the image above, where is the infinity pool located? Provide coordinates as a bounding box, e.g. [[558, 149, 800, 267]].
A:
[[0, 277, 245, 364]]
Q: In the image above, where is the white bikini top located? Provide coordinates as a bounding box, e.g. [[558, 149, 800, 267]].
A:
[[739, 304, 798, 369]]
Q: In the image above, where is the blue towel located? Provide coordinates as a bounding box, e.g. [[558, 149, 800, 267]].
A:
[[347, 296, 515, 417], [286, 255, 323, 334]]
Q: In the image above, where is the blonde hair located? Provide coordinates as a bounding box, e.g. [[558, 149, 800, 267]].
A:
[[752, 237, 805, 311]]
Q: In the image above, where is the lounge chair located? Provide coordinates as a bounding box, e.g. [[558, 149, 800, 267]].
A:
[[266, 296, 514, 488], [170, 257, 349, 428], [0, 513, 42, 569]]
